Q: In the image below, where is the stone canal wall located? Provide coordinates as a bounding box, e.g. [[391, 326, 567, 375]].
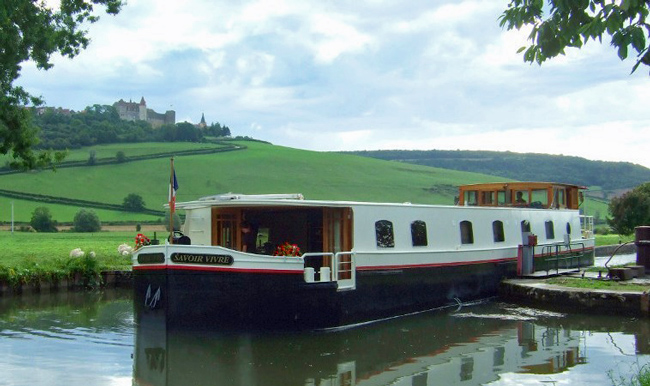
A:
[[500, 279, 649, 317], [0, 270, 132, 296], [594, 243, 636, 257]]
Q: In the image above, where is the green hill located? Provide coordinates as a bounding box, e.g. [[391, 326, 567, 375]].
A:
[[345, 149, 650, 195], [0, 141, 608, 224]]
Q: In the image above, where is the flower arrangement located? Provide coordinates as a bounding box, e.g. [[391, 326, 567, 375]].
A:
[[273, 242, 301, 257], [135, 233, 151, 250]]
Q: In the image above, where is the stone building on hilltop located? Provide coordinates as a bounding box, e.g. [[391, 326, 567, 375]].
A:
[[113, 97, 175, 128]]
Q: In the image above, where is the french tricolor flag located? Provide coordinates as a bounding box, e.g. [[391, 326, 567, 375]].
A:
[[169, 163, 179, 213]]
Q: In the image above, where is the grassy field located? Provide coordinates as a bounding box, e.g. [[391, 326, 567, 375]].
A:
[[0, 140, 613, 232], [0, 141, 506, 223]]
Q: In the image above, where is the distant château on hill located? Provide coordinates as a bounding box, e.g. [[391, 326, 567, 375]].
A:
[[113, 97, 175, 128]]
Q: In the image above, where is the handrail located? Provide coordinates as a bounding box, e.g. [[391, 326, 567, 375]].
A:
[[540, 241, 586, 275], [301, 251, 356, 289], [604, 241, 634, 269], [334, 251, 355, 281]]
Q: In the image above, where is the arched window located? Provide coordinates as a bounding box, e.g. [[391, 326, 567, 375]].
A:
[[545, 221, 555, 239], [375, 220, 395, 248], [460, 221, 474, 244], [411, 220, 428, 247], [521, 220, 531, 232], [492, 220, 505, 242], [566, 222, 572, 235]]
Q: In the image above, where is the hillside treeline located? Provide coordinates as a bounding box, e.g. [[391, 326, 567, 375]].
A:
[[31, 104, 231, 150], [347, 150, 650, 193]]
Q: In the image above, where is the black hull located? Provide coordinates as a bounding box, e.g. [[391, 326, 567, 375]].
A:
[[134, 261, 516, 330]]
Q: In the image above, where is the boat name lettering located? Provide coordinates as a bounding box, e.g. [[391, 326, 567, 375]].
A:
[[138, 253, 165, 264], [171, 253, 233, 265]]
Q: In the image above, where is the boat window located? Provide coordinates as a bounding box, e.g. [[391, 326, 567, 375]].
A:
[[460, 221, 474, 244], [375, 220, 395, 248], [521, 220, 531, 232], [545, 221, 555, 239], [497, 191, 507, 205], [514, 190, 528, 205], [481, 191, 494, 205], [411, 220, 428, 247], [566, 222, 571, 235], [554, 188, 567, 208], [464, 191, 478, 206], [492, 220, 505, 242], [531, 189, 548, 207]]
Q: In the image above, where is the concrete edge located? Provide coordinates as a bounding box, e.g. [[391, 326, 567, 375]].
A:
[[500, 279, 649, 317]]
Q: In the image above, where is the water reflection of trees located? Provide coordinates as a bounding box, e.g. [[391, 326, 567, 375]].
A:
[[0, 289, 132, 334]]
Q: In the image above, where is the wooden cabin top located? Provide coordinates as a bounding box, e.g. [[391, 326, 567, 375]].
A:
[[457, 182, 586, 210]]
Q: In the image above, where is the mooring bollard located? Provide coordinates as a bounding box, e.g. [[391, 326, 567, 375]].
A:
[[635, 226, 650, 274]]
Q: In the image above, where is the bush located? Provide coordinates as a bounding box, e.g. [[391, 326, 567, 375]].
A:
[[608, 182, 650, 235], [30, 207, 58, 232], [73, 209, 102, 232], [594, 226, 611, 235], [123, 193, 145, 211], [116, 151, 126, 163]]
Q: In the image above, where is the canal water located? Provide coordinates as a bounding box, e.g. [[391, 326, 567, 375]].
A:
[[1, 288, 648, 386]]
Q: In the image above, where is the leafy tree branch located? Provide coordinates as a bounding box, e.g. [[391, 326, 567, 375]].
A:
[[0, 0, 122, 169], [499, 0, 650, 74]]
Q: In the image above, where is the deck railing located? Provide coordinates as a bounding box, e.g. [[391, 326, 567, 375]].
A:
[[539, 241, 587, 275], [580, 215, 594, 239], [302, 252, 356, 290]]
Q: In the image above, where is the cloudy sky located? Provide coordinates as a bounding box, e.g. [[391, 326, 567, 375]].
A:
[[19, 0, 650, 168]]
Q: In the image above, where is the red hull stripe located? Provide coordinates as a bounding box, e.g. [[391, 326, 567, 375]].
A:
[[133, 264, 302, 274]]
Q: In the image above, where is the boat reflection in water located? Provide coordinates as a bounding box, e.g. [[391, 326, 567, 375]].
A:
[[133, 303, 649, 386]]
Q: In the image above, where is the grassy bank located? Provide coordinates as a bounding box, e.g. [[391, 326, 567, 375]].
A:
[[0, 231, 137, 286], [595, 234, 635, 246], [547, 277, 650, 292]]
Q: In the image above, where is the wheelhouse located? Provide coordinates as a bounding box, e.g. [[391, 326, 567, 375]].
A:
[[457, 182, 586, 209]]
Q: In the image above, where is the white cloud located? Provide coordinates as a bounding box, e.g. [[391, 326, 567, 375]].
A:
[[14, 0, 650, 169]]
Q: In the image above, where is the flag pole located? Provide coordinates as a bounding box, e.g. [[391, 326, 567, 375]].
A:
[[169, 157, 174, 245]]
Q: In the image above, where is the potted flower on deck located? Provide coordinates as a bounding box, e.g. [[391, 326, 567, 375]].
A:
[[273, 242, 301, 257]]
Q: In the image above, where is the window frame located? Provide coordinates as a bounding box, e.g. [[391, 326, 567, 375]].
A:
[[460, 220, 474, 245], [375, 220, 395, 248], [410, 220, 428, 247], [545, 220, 555, 240], [492, 220, 505, 243]]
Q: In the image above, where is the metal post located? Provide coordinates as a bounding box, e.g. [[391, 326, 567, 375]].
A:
[[635, 226, 650, 274]]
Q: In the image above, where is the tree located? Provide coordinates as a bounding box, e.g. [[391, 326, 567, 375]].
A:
[[607, 182, 650, 235], [1, 0, 122, 169], [500, 0, 650, 74], [123, 193, 146, 211], [73, 209, 102, 232], [30, 207, 58, 232]]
